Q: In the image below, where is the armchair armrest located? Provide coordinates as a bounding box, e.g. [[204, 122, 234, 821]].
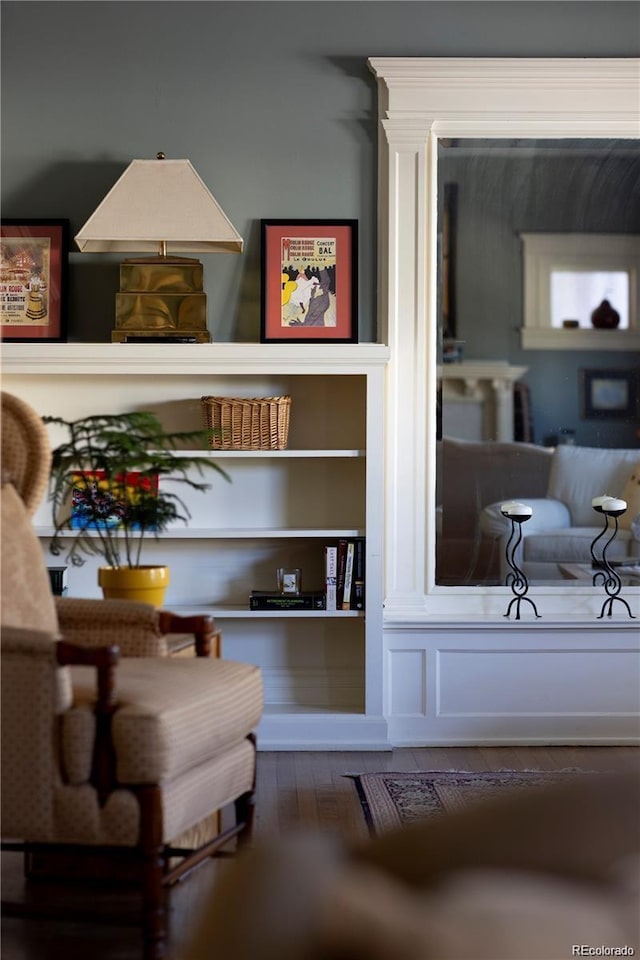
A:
[[56, 597, 165, 656], [158, 611, 218, 658], [56, 640, 120, 712], [56, 639, 120, 798], [479, 498, 572, 540], [55, 598, 218, 658]]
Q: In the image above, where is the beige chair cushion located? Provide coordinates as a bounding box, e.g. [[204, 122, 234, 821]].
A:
[[51, 737, 257, 848], [162, 737, 256, 844], [0, 627, 73, 840], [53, 782, 142, 847], [1, 391, 52, 516], [1, 484, 59, 634], [66, 658, 262, 785]]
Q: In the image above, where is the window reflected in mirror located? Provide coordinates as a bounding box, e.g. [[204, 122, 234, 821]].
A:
[[551, 270, 629, 330], [435, 139, 640, 588]]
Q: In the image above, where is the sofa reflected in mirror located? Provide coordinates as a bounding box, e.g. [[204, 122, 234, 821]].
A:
[[436, 440, 639, 586], [481, 445, 639, 582]]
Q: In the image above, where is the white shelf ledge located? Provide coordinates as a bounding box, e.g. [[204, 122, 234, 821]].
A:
[[37, 526, 366, 539], [1, 341, 390, 376], [168, 448, 366, 459], [171, 604, 362, 619]]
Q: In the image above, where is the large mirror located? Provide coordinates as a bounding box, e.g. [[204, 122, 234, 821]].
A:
[[436, 138, 640, 587], [369, 57, 640, 619]]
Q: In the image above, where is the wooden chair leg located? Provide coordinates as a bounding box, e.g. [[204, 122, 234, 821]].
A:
[[235, 732, 258, 849], [141, 847, 166, 959], [234, 789, 255, 849], [138, 786, 168, 959]]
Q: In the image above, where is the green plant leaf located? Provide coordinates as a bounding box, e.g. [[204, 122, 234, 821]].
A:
[[44, 411, 229, 569]]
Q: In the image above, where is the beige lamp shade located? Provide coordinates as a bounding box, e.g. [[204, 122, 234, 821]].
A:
[[74, 158, 243, 255]]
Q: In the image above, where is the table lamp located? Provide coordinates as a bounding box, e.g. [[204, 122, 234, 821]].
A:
[[74, 153, 243, 343]]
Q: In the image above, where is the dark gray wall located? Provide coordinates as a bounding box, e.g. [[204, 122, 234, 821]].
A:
[[2, 1, 639, 342]]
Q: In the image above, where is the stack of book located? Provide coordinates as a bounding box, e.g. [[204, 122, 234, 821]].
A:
[[249, 591, 326, 610], [249, 539, 366, 612], [324, 538, 365, 611]]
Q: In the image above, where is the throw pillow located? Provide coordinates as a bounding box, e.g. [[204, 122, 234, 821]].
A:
[[618, 460, 640, 531]]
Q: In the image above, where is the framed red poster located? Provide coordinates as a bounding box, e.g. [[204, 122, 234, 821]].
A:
[[0, 219, 69, 341], [260, 220, 357, 343]]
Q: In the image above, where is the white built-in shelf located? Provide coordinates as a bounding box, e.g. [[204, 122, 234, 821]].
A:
[[36, 526, 366, 539], [170, 449, 366, 459], [172, 604, 362, 619], [7, 341, 387, 749]]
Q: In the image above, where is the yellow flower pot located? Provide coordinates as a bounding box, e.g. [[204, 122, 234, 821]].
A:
[[98, 565, 170, 607]]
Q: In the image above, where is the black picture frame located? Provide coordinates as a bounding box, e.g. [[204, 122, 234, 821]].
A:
[[1, 219, 69, 342], [260, 219, 357, 343], [580, 368, 639, 420]]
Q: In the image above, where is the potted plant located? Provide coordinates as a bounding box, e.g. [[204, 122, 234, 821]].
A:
[[45, 410, 228, 606]]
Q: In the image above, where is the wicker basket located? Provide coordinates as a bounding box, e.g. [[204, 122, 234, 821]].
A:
[[201, 396, 291, 450]]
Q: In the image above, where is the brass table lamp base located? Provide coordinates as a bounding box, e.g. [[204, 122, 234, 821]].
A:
[[112, 257, 211, 343]]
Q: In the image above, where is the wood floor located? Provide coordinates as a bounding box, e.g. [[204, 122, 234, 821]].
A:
[[2, 745, 637, 960]]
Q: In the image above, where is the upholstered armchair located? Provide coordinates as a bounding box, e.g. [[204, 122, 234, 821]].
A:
[[0, 391, 263, 959]]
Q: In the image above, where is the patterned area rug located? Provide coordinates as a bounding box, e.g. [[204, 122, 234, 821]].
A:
[[352, 769, 581, 835]]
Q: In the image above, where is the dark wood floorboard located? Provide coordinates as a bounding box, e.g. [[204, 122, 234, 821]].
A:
[[2, 745, 638, 959]]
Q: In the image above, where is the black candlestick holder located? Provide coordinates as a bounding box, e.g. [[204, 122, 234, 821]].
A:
[[589, 502, 610, 576], [591, 500, 636, 620], [501, 508, 540, 620]]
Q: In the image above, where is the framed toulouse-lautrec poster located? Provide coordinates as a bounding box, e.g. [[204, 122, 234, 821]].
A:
[[260, 219, 357, 343], [0, 219, 69, 342]]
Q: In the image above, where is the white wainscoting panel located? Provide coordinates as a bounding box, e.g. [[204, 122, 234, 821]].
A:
[[388, 649, 427, 716], [385, 622, 640, 745], [436, 648, 640, 717]]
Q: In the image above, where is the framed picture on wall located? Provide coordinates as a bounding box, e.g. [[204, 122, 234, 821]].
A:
[[580, 368, 639, 420], [260, 219, 357, 343], [0, 219, 69, 342]]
